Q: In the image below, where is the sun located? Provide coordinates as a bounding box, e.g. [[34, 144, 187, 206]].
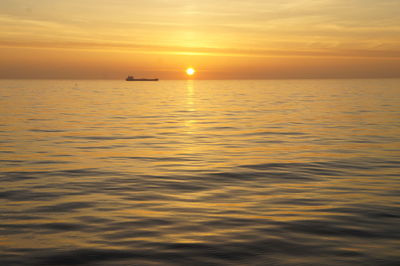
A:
[[186, 67, 196, 76]]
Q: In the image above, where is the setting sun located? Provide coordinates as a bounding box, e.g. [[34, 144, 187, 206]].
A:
[[186, 68, 196, 76]]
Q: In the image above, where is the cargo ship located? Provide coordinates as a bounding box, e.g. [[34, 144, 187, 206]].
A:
[[126, 75, 158, 81]]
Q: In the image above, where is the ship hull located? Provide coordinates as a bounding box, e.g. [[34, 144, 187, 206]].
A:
[[126, 78, 158, 81]]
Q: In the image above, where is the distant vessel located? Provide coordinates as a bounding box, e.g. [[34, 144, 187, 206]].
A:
[[126, 75, 158, 81]]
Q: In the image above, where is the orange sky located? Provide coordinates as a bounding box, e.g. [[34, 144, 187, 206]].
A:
[[0, 0, 399, 79]]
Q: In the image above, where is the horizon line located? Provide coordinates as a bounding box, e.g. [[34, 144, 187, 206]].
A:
[[1, 77, 400, 81]]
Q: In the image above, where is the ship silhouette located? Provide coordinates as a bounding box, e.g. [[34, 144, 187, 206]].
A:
[[126, 75, 158, 81]]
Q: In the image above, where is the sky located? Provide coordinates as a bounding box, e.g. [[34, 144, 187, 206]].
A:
[[0, 0, 399, 79]]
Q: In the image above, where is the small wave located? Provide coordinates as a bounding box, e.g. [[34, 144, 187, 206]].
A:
[[65, 135, 154, 140]]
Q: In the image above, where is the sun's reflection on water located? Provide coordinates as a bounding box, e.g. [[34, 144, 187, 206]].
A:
[[184, 79, 197, 130]]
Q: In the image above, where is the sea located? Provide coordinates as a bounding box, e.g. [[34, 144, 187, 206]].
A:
[[0, 79, 399, 266]]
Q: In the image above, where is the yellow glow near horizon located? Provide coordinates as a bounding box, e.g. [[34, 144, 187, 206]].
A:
[[186, 68, 196, 76]]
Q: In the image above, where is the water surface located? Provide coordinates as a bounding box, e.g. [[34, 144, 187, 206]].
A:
[[1, 79, 399, 265]]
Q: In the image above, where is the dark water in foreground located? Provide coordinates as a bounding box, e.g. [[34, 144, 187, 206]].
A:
[[1, 79, 399, 265]]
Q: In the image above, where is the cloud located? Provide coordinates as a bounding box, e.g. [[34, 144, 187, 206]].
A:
[[1, 39, 399, 59]]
